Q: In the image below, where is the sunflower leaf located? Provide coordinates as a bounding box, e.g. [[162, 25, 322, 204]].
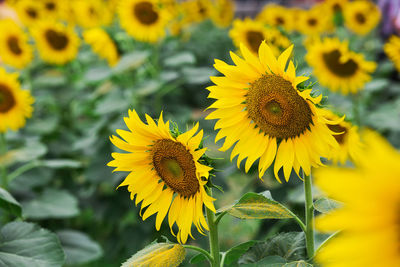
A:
[[314, 197, 341, 213], [0, 188, 22, 217]]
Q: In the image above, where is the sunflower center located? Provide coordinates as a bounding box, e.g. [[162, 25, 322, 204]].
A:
[[275, 16, 284, 25], [45, 29, 69, 51], [26, 8, 38, 18], [133, 1, 159, 25], [322, 50, 358, 77], [307, 18, 317, 26], [327, 124, 347, 144], [152, 139, 199, 197], [246, 30, 264, 53], [355, 12, 366, 24], [332, 3, 341, 12], [45, 2, 56, 11], [246, 74, 313, 139], [0, 84, 16, 113], [7, 36, 22, 55]]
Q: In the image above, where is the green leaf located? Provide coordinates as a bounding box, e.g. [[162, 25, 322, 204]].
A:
[[223, 240, 257, 266], [57, 230, 103, 265], [84, 67, 112, 83], [241, 256, 287, 267], [0, 141, 47, 167], [0, 221, 65, 267], [182, 67, 216, 84], [0, 188, 22, 217], [112, 51, 150, 74], [314, 197, 341, 213], [239, 232, 306, 264], [40, 159, 82, 169], [164, 52, 196, 67], [189, 253, 207, 264], [22, 189, 79, 219], [284, 260, 313, 267], [219, 192, 294, 220]]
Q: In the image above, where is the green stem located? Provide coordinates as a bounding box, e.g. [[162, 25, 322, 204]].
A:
[[214, 211, 227, 226], [183, 245, 213, 264], [7, 160, 41, 183], [287, 209, 306, 232], [0, 133, 8, 188], [206, 187, 220, 267], [352, 92, 361, 126], [303, 170, 315, 260]]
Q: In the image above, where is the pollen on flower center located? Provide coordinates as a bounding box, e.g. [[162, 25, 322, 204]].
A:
[[45, 29, 69, 50], [246, 74, 313, 139], [0, 84, 16, 113], [322, 49, 358, 77], [246, 30, 264, 53], [134, 1, 159, 25], [152, 139, 199, 197], [7, 36, 22, 55], [327, 124, 347, 144]]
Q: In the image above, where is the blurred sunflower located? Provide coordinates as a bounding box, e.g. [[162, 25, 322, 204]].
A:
[[0, 68, 34, 133], [206, 42, 339, 182], [299, 5, 333, 35], [40, 0, 69, 21], [119, 0, 170, 43], [343, 0, 381, 35], [257, 4, 292, 32], [315, 131, 400, 267], [31, 21, 80, 65], [73, 0, 113, 28], [15, 0, 43, 26], [181, 0, 212, 24], [210, 0, 234, 28], [108, 110, 215, 244], [306, 37, 376, 94], [322, 109, 363, 165], [83, 28, 119, 67], [324, 0, 348, 14], [229, 18, 290, 56], [384, 35, 400, 72], [0, 19, 33, 69]]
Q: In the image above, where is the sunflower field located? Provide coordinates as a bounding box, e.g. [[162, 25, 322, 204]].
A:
[[0, 0, 399, 266]]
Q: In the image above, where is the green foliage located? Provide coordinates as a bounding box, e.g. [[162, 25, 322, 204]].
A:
[[314, 197, 342, 213], [0, 188, 22, 217]]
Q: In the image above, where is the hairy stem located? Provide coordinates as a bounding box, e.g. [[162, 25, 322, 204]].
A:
[[183, 245, 213, 264], [303, 170, 315, 259], [206, 187, 220, 267], [0, 133, 8, 188]]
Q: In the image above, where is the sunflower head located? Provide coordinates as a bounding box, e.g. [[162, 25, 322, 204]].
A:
[[299, 4, 333, 35], [256, 4, 293, 31], [83, 28, 120, 66], [210, 0, 234, 28], [206, 41, 340, 182], [73, 0, 113, 28], [343, 0, 381, 35], [108, 110, 215, 244], [15, 0, 43, 26], [384, 35, 400, 72]]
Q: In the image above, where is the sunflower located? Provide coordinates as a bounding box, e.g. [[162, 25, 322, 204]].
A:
[[108, 110, 215, 244], [210, 0, 234, 28], [322, 109, 363, 165], [83, 28, 119, 67], [384, 35, 400, 72], [180, 0, 212, 24], [206, 42, 340, 182], [324, 0, 348, 14], [118, 0, 170, 43], [256, 4, 293, 32], [31, 21, 80, 65], [39, 0, 69, 21], [229, 18, 290, 57], [0, 19, 33, 69], [0, 68, 34, 133], [15, 0, 43, 26], [315, 131, 400, 267], [305, 37, 376, 94], [73, 0, 113, 28], [298, 4, 333, 36], [343, 0, 381, 35]]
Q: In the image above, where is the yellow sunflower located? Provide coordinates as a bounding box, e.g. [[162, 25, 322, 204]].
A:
[[108, 110, 215, 244], [343, 0, 381, 35], [39, 0, 70, 21], [15, 0, 43, 26], [83, 28, 119, 67], [305, 37, 376, 94], [0, 19, 33, 69], [210, 0, 234, 28], [322, 109, 363, 165], [256, 4, 293, 32], [324, 0, 348, 14], [73, 0, 113, 28], [229, 18, 290, 57], [180, 0, 212, 24], [384, 35, 400, 72], [206, 42, 340, 182], [31, 21, 80, 65], [118, 0, 170, 43], [0, 68, 34, 133], [298, 4, 333, 36], [315, 131, 400, 267]]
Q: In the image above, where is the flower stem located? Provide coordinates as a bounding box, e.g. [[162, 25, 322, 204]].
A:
[[206, 187, 220, 267], [183, 245, 213, 264], [303, 170, 315, 259], [352, 92, 361, 126], [0, 133, 8, 189]]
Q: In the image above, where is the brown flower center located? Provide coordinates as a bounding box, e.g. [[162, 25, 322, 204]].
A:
[[327, 124, 347, 144], [246, 30, 264, 53], [246, 74, 313, 139], [26, 7, 38, 19], [275, 16, 284, 25], [133, 1, 159, 25], [7, 36, 22, 55], [45, 2, 56, 11], [45, 29, 69, 51], [0, 84, 16, 113], [307, 18, 318, 26], [322, 49, 358, 77], [333, 3, 341, 12], [152, 139, 199, 197], [355, 12, 366, 24]]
